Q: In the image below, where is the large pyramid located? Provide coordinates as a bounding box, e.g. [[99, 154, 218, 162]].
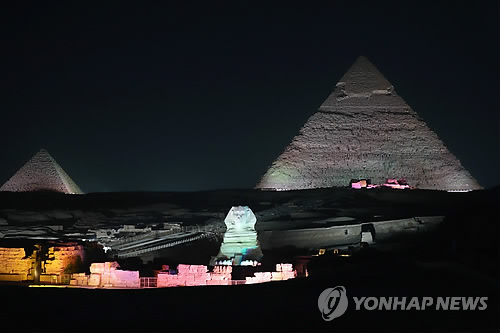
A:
[[256, 56, 481, 191], [0, 149, 83, 194]]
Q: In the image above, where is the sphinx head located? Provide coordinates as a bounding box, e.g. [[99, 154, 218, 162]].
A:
[[224, 206, 257, 232]]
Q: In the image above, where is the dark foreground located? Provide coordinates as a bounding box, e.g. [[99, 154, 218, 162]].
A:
[[1, 250, 498, 333]]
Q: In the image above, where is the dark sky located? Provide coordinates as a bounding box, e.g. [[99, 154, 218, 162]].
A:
[[0, 1, 498, 192]]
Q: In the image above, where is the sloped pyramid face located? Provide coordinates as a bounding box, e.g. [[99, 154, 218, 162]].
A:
[[0, 149, 83, 194], [256, 56, 481, 191]]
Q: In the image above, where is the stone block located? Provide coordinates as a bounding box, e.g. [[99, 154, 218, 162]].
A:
[[177, 264, 190, 273], [90, 263, 105, 274], [88, 274, 100, 286]]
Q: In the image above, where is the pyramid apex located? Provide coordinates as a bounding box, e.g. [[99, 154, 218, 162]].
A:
[[334, 56, 393, 97], [33, 149, 54, 161], [256, 57, 482, 192], [344, 56, 375, 68], [355, 55, 370, 61]]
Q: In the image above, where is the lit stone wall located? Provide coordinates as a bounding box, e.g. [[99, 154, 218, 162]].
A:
[[69, 262, 297, 288], [0, 247, 34, 279], [207, 265, 233, 285], [245, 263, 296, 284], [44, 245, 84, 275], [157, 264, 214, 287], [157, 263, 296, 287], [70, 262, 140, 288], [157, 264, 234, 287]]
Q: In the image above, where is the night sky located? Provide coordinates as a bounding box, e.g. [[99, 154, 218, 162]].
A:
[[1, 2, 498, 192]]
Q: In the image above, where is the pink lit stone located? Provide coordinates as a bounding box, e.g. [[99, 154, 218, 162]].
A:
[[88, 274, 101, 286], [247, 263, 297, 284], [158, 264, 214, 288], [87, 262, 139, 288]]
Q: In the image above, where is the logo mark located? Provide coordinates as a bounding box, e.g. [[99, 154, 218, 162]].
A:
[[318, 286, 348, 321]]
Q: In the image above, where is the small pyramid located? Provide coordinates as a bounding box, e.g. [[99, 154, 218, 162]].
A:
[[256, 56, 481, 191], [0, 149, 83, 194]]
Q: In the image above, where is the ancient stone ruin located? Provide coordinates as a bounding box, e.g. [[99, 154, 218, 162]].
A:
[[157, 264, 232, 287], [68, 262, 297, 288], [70, 262, 140, 288], [0, 149, 83, 194], [245, 263, 296, 284], [0, 243, 84, 283], [256, 56, 481, 191], [43, 244, 84, 275], [216, 206, 263, 264], [155, 263, 296, 287], [0, 247, 33, 281]]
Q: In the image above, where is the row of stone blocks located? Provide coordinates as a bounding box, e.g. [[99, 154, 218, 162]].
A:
[[65, 262, 297, 288], [245, 270, 296, 284], [44, 245, 83, 275], [70, 262, 140, 288], [0, 247, 33, 274], [40, 274, 62, 284], [158, 264, 232, 287], [0, 248, 32, 275], [245, 263, 296, 284], [0, 273, 29, 281], [157, 263, 297, 287], [0, 262, 32, 275], [0, 248, 25, 255], [276, 263, 293, 272], [0, 246, 83, 276]]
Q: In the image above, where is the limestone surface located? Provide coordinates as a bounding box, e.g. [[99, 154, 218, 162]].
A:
[[0, 247, 33, 275], [78, 261, 140, 288], [256, 56, 481, 191], [44, 245, 84, 275], [216, 206, 263, 262], [0, 149, 83, 194]]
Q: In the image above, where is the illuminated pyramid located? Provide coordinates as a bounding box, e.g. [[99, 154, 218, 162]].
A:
[[256, 56, 481, 191], [0, 149, 83, 194]]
